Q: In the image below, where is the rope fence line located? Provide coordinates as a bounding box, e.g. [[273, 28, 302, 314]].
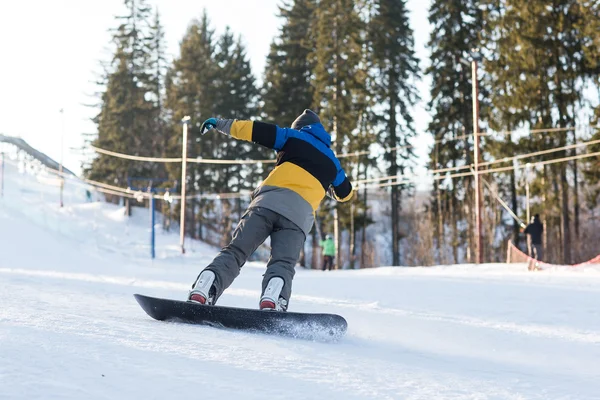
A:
[[478, 137, 600, 169], [485, 126, 577, 137], [354, 136, 600, 185], [92, 135, 472, 163], [354, 178, 414, 191], [5, 133, 600, 200], [35, 145, 600, 196], [4, 153, 254, 203], [353, 150, 600, 190], [477, 150, 600, 176], [301, 124, 578, 159], [91, 146, 182, 162], [90, 125, 597, 165], [337, 132, 474, 159], [91, 145, 276, 165], [2, 156, 142, 199]]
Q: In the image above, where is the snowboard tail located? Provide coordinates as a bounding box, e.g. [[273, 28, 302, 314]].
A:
[[134, 294, 347, 341]]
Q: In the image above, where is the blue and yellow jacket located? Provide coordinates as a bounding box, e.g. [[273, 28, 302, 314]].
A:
[[221, 119, 353, 234]]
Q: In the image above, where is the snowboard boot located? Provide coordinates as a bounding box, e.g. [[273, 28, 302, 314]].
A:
[[259, 277, 288, 312], [188, 270, 216, 305]]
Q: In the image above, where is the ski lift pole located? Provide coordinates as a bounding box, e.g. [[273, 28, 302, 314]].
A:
[[525, 163, 531, 224], [149, 185, 156, 260], [471, 51, 483, 264], [180, 116, 190, 254]]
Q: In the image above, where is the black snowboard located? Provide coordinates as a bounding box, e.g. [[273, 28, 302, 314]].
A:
[[134, 294, 347, 341]]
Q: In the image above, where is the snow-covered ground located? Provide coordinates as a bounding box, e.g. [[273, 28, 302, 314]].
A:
[[2, 157, 600, 399]]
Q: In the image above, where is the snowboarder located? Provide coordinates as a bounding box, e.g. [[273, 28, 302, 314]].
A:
[[188, 110, 354, 311], [320, 234, 335, 271], [524, 214, 544, 261]]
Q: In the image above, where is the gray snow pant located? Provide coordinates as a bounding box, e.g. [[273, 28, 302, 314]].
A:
[[197, 206, 305, 304]]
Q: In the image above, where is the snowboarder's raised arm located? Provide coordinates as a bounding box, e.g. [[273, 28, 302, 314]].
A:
[[200, 118, 289, 151]]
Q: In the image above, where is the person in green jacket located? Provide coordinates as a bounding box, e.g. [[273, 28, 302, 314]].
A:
[[320, 234, 335, 271]]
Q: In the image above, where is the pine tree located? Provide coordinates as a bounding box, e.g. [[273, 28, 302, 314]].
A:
[[313, 0, 365, 148], [482, 0, 556, 260], [164, 11, 220, 239], [146, 9, 168, 163], [579, 1, 600, 223], [262, 0, 321, 268], [312, 0, 366, 268], [349, 108, 378, 268], [164, 13, 261, 242], [213, 29, 263, 240], [262, 0, 317, 126], [87, 0, 158, 193], [426, 0, 483, 263], [224, 34, 266, 185], [481, 0, 592, 263], [369, 0, 420, 266]]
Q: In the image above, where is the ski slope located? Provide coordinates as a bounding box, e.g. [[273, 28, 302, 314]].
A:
[[2, 160, 600, 399]]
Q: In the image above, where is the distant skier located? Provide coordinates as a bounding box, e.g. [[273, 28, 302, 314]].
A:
[[189, 110, 354, 311], [320, 234, 335, 271], [524, 214, 544, 261]]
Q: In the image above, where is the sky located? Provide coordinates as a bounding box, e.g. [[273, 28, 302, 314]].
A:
[[0, 0, 433, 178]]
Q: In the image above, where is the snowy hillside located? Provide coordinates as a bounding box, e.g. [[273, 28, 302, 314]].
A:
[[2, 156, 600, 399]]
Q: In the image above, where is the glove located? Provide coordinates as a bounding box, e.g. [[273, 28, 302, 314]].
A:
[[326, 186, 336, 200], [200, 118, 218, 135]]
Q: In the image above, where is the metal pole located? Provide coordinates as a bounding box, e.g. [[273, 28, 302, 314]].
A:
[[350, 201, 355, 269], [525, 182, 530, 225], [180, 116, 190, 254], [151, 194, 155, 259], [333, 207, 339, 269], [59, 108, 64, 208], [472, 59, 483, 264], [525, 163, 531, 224]]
